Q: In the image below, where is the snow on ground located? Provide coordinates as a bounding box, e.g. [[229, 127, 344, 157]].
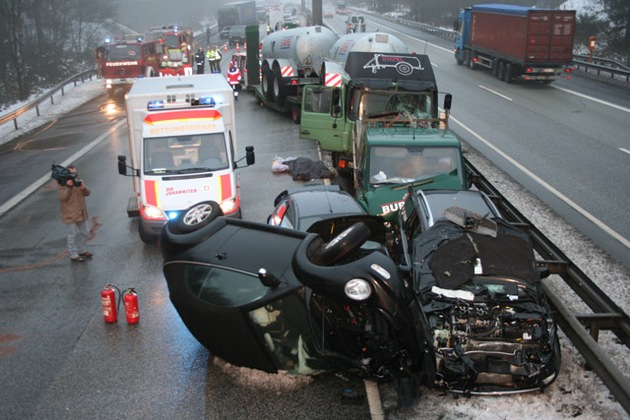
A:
[[1, 79, 629, 419]]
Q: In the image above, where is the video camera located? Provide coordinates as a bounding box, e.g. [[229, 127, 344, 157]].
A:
[[51, 164, 82, 187]]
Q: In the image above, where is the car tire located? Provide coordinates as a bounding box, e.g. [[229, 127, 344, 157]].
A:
[[318, 222, 371, 265], [169, 201, 223, 234]]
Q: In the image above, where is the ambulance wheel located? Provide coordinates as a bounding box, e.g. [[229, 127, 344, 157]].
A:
[[273, 66, 287, 106], [169, 201, 223, 234], [138, 219, 157, 244], [318, 222, 371, 265]]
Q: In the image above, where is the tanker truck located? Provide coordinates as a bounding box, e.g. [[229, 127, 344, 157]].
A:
[[454, 4, 576, 83], [254, 26, 338, 123]]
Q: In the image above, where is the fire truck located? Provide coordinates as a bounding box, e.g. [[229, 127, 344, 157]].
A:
[[96, 35, 161, 96], [146, 26, 195, 77], [117, 75, 255, 243]]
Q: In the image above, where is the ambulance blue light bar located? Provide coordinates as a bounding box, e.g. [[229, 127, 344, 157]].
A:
[[147, 100, 165, 110], [194, 96, 216, 106]]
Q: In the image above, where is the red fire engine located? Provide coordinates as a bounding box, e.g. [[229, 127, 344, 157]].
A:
[[96, 35, 161, 96], [146, 26, 195, 77]]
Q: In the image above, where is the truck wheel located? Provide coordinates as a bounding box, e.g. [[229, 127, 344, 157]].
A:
[[497, 62, 505, 80], [492, 59, 499, 77], [169, 201, 223, 234], [504, 64, 513, 83], [318, 222, 371, 265], [463, 51, 470, 67], [273, 66, 287, 106], [261, 65, 273, 101], [468, 55, 476, 70]]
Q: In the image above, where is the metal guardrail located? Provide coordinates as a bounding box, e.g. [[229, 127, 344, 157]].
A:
[[0, 70, 98, 131], [468, 159, 630, 415], [0, 24, 222, 134]]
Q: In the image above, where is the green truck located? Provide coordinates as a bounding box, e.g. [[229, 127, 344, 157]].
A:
[[299, 52, 469, 219]]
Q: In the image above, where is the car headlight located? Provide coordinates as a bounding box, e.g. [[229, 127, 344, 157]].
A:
[[344, 278, 372, 301]]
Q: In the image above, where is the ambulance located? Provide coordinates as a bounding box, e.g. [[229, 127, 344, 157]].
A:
[[118, 74, 255, 243]]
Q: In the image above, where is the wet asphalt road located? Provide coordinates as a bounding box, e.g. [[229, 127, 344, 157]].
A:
[[0, 89, 375, 419]]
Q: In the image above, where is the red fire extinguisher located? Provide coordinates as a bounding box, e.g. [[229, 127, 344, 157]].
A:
[[123, 288, 140, 325], [101, 284, 121, 323]]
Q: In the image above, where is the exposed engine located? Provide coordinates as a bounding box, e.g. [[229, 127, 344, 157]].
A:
[[424, 295, 559, 393]]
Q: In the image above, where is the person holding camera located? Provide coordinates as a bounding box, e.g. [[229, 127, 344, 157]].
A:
[[57, 165, 92, 262]]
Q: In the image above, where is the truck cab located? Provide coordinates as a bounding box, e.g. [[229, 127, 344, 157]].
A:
[[300, 51, 439, 175]]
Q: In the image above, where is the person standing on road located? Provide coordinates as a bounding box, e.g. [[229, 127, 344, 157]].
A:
[[57, 165, 92, 262], [207, 46, 217, 73], [213, 45, 223, 73], [195, 47, 205, 74]]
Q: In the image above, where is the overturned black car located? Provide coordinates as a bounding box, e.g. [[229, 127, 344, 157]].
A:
[[159, 190, 560, 407]]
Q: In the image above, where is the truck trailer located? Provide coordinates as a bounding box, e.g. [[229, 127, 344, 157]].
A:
[[217, 1, 258, 31], [454, 4, 576, 83], [117, 75, 255, 243]]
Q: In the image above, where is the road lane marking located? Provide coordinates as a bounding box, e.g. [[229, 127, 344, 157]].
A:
[[620, 148, 630, 155], [364, 379, 385, 420], [449, 115, 630, 249], [479, 85, 513, 101], [0, 119, 126, 218], [553, 85, 630, 113]]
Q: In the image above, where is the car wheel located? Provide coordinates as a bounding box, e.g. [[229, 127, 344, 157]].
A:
[[318, 222, 371, 265], [261, 65, 273, 102], [169, 201, 223, 234]]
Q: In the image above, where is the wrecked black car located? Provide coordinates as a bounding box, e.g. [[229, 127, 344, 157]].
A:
[[160, 190, 559, 406]]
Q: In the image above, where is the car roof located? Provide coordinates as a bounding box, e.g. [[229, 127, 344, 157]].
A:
[[279, 185, 365, 228]]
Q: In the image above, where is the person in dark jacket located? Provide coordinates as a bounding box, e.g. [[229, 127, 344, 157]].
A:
[[58, 165, 92, 262], [194, 47, 205, 74]]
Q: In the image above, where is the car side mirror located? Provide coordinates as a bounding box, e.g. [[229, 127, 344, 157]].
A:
[[258, 268, 281, 288]]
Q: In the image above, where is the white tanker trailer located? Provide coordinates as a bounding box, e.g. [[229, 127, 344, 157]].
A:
[[259, 26, 338, 107]]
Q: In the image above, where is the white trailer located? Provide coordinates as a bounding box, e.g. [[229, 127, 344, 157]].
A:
[[118, 74, 255, 243]]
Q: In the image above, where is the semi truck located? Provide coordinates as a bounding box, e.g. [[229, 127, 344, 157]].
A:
[[454, 4, 576, 83], [117, 75, 255, 243], [254, 26, 338, 123], [300, 51, 468, 220], [217, 1, 258, 31], [95, 35, 161, 96]]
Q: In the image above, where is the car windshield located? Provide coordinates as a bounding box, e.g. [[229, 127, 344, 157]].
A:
[[143, 133, 229, 174]]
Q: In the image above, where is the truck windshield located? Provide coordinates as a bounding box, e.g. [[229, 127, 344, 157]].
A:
[[144, 133, 228, 174], [103, 44, 142, 61], [369, 146, 460, 184], [360, 91, 433, 120]]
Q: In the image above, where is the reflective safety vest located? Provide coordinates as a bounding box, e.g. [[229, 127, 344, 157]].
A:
[[227, 68, 242, 84], [206, 49, 215, 61]]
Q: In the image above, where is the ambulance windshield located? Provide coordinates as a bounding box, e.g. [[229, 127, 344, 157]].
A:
[[144, 133, 228, 174]]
